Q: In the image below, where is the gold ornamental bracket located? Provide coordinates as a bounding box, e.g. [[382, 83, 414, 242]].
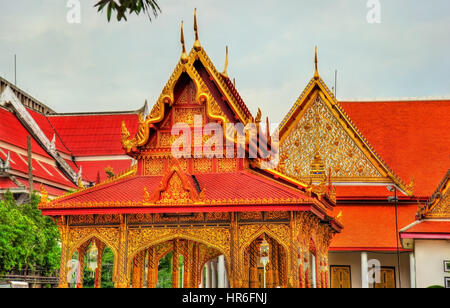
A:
[[147, 160, 206, 205]]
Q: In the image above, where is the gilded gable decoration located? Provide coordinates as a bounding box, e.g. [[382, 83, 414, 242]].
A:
[[277, 48, 414, 195]]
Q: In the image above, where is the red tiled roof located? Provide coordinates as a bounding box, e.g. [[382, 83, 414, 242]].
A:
[[0, 177, 21, 189], [45, 170, 310, 207], [401, 221, 450, 235], [340, 100, 450, 197], [15, 178, 68, 196], [0, 108, 50, 158], [27, 108, 71, 155], [330, 203, 418, 250], [0, 147, 74, 188], [76, 159, 133, 183], [47, 114, 139, 156]]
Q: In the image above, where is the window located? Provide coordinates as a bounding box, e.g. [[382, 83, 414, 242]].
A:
[[330, 266, 352, 288], [373, 267, 396, 288]]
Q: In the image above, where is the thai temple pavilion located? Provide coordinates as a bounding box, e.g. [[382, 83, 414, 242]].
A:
[[1, 12, 449, 288]]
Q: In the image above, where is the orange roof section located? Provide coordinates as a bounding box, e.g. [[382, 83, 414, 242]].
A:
[[401, 221, 450, 235], [330, 203, 418, 250], [340, 100, 450, 197]]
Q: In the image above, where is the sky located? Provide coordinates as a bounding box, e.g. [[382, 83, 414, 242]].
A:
[[0, 0, 449, 124]]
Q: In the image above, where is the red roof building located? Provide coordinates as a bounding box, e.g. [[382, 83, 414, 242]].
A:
[[0, 33, 448, 289]]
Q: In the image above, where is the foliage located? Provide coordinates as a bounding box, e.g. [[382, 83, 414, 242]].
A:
[[77, 247, 115, 288], [157, 252, 172, 288], [427, 285, 445, 288], [95, 0, 161, 22], [0, 191, 60, 276]]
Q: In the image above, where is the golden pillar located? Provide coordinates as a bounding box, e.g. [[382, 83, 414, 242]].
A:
[[115, 215, 130, 288], [76, 244, 87, 289], [132, 250, 145, 288], [288, 212, 300, 288], [57, 216, 69, 288], [266, 238, 274, 288], [229, 213, 241, 288], [94, 241, 106, 289], [147, 247, 157, 288], [304, 252, 310, 288], [172, 240, 180, 289], [189, 242, 201, 288], [272, 240, 280, 288], [249, 241, 258, 288], [184, 242, 193, 288]]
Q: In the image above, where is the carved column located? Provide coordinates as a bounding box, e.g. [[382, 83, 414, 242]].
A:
[[132, 250, 145, 288], [229, 213, 240, 288], [249, 241, 259, 288], [273, 241, 280, 288], [115, 215, 129, 288], [288, 212, 300, 288], [172, 240, 180, 288], [189, 242, 199, 288], [94, 241, 106, 289], [147, 247, 156, 288], [304, 251, 310, 288], [57, 216, 70, 288], [266, 238, 274, 288], [184, 242, 193, 288], [76, 244, 88, 289]]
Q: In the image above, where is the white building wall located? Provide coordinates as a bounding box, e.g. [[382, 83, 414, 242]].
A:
[[329, 252, 411, 288], [415, 240, 450, 288]]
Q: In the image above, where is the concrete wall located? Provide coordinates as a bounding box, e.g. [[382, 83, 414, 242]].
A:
[[415, 240, 450, 288], [329, 251, 411, 288]]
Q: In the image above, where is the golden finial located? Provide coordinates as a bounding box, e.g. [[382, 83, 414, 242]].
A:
[[180, 21, 188, 64], [222, 46, 229, 77], [77, 177, 85, 190], [255, 108, 262, 124], [40, 184, 48, 205], [193, 8, 202, 51], [143, 187, 150, 203], [314, 46, 319, 80]]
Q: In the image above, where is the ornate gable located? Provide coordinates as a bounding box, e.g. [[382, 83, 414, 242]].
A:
[[148, 162, 205, 205], [419, 170, 450, 219], [278, 49, 414, 195]]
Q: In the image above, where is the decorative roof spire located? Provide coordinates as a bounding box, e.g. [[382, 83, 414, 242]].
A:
[[193, 8, 202, 51], [314, 46, 319, 80], [222, 46, 229, 77], [180, 21, 189, 64]]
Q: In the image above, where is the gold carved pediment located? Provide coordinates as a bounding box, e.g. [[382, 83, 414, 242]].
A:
[[279, 94, 383, 181]]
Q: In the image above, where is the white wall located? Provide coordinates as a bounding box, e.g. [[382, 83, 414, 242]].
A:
[[329, 252, 411, 288], [415, 240, 450, 288]]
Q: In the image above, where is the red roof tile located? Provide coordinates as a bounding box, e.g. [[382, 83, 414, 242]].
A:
[[0, 177, 20, 189], [76, 159, 133, 183], [27, 108, 71, 154], [401, 221, 450, 235], [0, 108, 50, 157], [0, 147, 74, 188], [340, 100, 450, 197], [47, 114, 139, 156], [45, 171, 309, 207]]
